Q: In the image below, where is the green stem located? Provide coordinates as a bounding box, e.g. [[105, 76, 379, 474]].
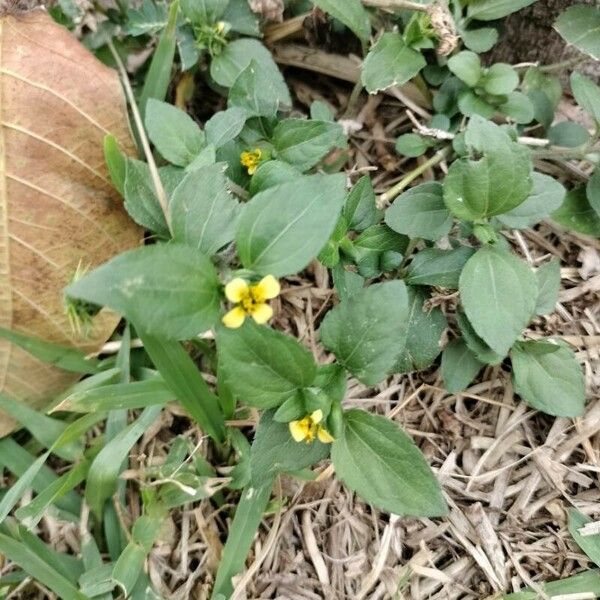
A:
[[377, 146, 452, 208], [539, 55, 587, 73], [362, 0, 428, 11]]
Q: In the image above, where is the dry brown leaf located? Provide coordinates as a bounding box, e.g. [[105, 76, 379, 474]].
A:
[[0, 9, 141, 434]]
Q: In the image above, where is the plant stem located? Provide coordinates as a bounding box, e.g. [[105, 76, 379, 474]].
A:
[[362, 0, 428, 11], [107, 41, 171, 234], [377, 146, 451, 208], [539, 55, 587, 73]]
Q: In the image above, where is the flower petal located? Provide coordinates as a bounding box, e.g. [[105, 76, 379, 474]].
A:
[[311, 409, 323, 424], [317, 427, 334, 444], [255, 275, 280, 300], [225, 278, 249, 303], [250, 302, 273, 324], [289, 420, 307, 442], [222, 307, 246, 329]]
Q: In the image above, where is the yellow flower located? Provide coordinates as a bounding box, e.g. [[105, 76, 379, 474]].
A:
[[222, 275, 280, 329], [240, 148, 262, 175], [289, 410, 334, 444]]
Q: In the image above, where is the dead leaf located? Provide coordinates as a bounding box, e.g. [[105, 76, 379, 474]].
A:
[[248, 0, 284, 23], [0, 9, 141, 434]]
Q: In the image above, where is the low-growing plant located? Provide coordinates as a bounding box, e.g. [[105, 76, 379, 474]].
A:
[[1, 0, 599, 598]]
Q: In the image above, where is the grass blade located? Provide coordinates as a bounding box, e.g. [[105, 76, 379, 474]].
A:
[[0, 326, 99, 374], [139, 333, 225, 442], [211, 478, 274, 599], [502, 569, 600, 599], [0, 531, 87, 599], [85, 406, 163, 519], [138, 0, 179, 117]]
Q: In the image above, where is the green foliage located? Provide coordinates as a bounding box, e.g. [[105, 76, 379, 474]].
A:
[[555, 5, 600, 61], [331, 410, 447, 517], [511, 340, 585, 416], [362, 33, 426, 94], [4, 3, 596, 598], [320, 281, 409, 385], [459, 245, 537, 357]]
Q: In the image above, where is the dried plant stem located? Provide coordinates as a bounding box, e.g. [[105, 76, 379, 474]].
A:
[[377, 146, 451, 208], [107, 40, 171, 233], [362, 0, 428, 11]]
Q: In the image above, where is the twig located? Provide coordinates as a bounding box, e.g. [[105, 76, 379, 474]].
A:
[[377, 146, 451, 208], [362, 0, 428, 11], [107, 40, 171, 234]]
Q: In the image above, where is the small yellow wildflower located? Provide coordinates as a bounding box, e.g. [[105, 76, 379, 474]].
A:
[[240, 148, 262, 175], [289, 410, 334, 444], [222, 275, 280, 329], [216, 21, 226, 34]]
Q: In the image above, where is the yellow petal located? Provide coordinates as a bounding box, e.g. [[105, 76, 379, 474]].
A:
[[289, 420, 308, 442], [222, 307, 246, 329], [224, 278, 249, 303], [250, 302, 273, 324], [255, 275, 280, 300], [317, 427, 334, 444], [311, 409, 323, 424]]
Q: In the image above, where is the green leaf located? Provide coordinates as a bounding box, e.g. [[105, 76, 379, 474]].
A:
[[86, 406, 162, 519], [312, 0, 371, 41], [236, 173, 346, 277], [406, 246, 475, 289], [217, 321, 317, 409], [447, 51, 482, 87], [555, 5, 600, 61], [181, 0, 229, 23], [548, 121, 590, 147], [385, 181, 452, 241], [125, 0, 168, 36], [553, 186, 600, 236], [320, 281, 409, 385], [332, 264, 364, 301], [482, 63, 518, 95], [443, 117, 532, 220], [343, 176, 382, 232], [588, 169, 600, 218], [502, 570, 600, 600], [228, 59, 290, 118], [205, 107, 247, 148], [57, 379, 172, 413], [511, 340, 585, 417], [170, 163, 241, 255], [123, 158, 169, 235], [211, 479, 273, 599], [0, 533, 88, 600], [66, 244, 221, 340], [145, 99, 205, 167], [534, 258, 560, 316], [362, 33, 426, 94], [568, 508, 600, 567], [467, 0, 536, 21], [395, 133, 428, 158], [139, 0, 179, 116], [272, 119, 346, 172], [441, 338, 484, 393], [250, 411, 329, 484], [456, 311, 504, 365], [495, 172, 566, 229], [104, 135, 126, 195], [222, 0, 260, 35], [249, 160, 303, 195], [394, 288, 446, 373], [211, 39, 282, 88], [459, 245, 537, 356], [140, 334, 225, 441], [501, 91, 534, 124], [331, 410, 447, 516], [457, 90, 496, 119], [461, 27, 498, 52], [571, 72, 600, 123], [0, 326, 99, 374]]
